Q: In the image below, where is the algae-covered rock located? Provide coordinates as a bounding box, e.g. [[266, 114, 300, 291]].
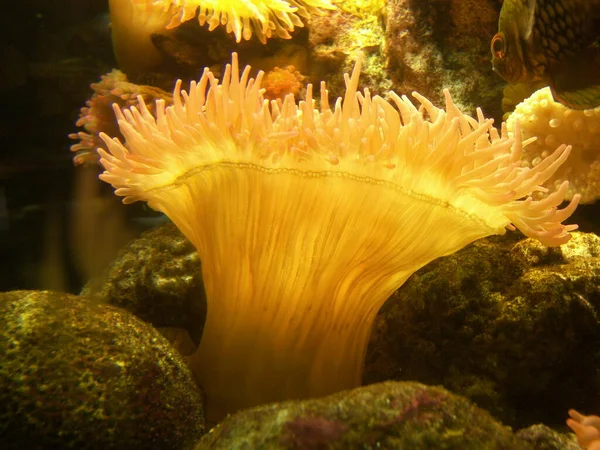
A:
[[195, 381, 531, 449], [365, 232, 600, 427], [83, 221, 207, 345], [384, 0, 504, 119], [0, 290, 204, 450], [516, 424, 579, 450], [87, 222, 597, 430], [308, 1, 390, 100]]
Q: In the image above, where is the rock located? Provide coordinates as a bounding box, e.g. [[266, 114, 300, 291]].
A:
[[83, 222, 207, 345], [308, 5, 391, 100], [0, 290, 204, 449], [365, 232, 600, 427], [308, 0, 505, 120], [195, 381, 531, 449], [516, 424, 579, 450], [384, 0, 504, 118], [90, 222, 600, 430]]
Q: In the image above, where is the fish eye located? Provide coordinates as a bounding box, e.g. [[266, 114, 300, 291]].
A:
[[491, 33, 506, 59]]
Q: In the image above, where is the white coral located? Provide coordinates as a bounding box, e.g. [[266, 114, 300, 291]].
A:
[[507, 87, 600, 204]]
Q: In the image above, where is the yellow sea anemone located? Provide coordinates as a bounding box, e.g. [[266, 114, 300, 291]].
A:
[[109, 0, 335, 75], [132, 0, 334, 42], [506, 87, 600, 204], [98, 53, 579, 422], [108, 0, 174, 76]]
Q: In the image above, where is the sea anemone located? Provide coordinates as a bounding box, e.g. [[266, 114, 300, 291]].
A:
[[126, 0, 335, 44], [262, 65, 306, 100], [69, 69, 173, 165], [108, 0, 174, 76], [506, 87, 600, 204], [98, 53, 579, 422], [567, 409, 600, 450], [108, 0, 335, 76]]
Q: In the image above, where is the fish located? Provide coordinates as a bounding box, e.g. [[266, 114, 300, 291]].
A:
[[490, 0, 600, 110]]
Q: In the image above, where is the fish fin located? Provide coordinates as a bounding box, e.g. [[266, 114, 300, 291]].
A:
[[550, 84, 600, 110], [549, 48, 600, 110], [518, 0, 537, 40]]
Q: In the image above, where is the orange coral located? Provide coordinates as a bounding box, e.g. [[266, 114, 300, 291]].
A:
[[261, 65, 305, 100], [69, 70, 172, 165]]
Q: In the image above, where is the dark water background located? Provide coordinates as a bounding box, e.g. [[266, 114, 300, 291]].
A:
[[0, 0, 141, 293]]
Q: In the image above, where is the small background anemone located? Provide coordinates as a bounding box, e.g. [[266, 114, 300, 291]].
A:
[[69, 70, 173, 165]]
